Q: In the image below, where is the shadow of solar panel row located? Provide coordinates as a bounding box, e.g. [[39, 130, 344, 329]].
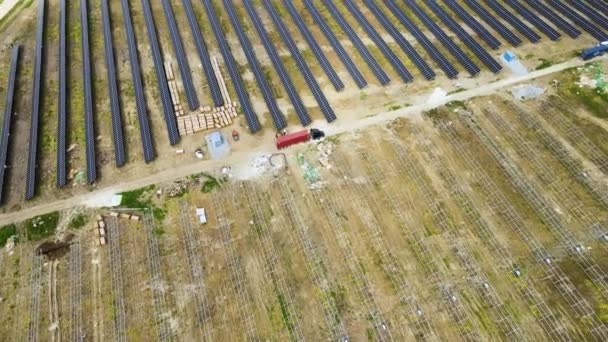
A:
[[588, 0, 608, 16], [81, 0, 97, 184], [141, 0, 180, 145], [243, 1, 311, 127], [425, 0, 501, 73], [161, 0, 199, 111], [57, 0, 68, 187], [443, 0, 501, 50], [504, 0, 561, 41], [522, 0, 580, 39], [570, 1, 608, 29], [181, 0, 223, 107], [406, 0, 480, 76], [120, 0, 154, 163], [321, 0, 390, 85], [365, 0, 434, 80], [101, 0, 126, 168], [463, 0, 522, 46], [304, 0, 367, 88], [0, 46, 20, 203], [265, 0, 336, 123], [25, 0, 45, 200], [202, 0, 261, 133], [344, 0, 413, 83], [225, 0, 286, 130], [384, 0, 458, 79], [284, 0, 344, 91], [547, 0, 608, 41], [483, 0, 541, 43]]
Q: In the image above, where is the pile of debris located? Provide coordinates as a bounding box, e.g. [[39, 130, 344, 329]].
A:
[[317, 141, 335, 169], [576, 63, 607, 94], [166, 180, 189, 197], [297, 154, 324, 189]]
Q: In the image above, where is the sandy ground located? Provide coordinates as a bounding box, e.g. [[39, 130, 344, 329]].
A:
[[0, 55, 597, 226]]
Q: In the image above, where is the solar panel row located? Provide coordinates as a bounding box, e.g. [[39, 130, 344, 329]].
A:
[[81, 0, 97, 184], [504, 0, 561, 41], [305, 0, 367, 88], [462, 0, 523, 46], [344, 0, 413, 83], [141, 0, 180, 145], [547, 0, 608, 41], [365, 0, 435, 80], [521, 0, 581, 39], [569, 1, 608, 29], [57, 0, 68, 187], [284, 0, 344, 92], [161, 0, 199, 111], [243, 1, 311, 127], [224, 0, 286, 130], [202, 0, 261, 133], [0, 46, 20, 203], [406, 0, 481, 76], [384, 0, 458, 78], [322, 0, 390, 85], [101, 0, 126, 168], [265, 0, 336, 123], [181, 0, 224, 107], [443, 0, 501, 50], [120, 0, 155, 163], [25, 0, 45, 200], [483, 0, 541, 43], [588, 0, 608, 16]]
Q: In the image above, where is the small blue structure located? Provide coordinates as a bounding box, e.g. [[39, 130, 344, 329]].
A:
[[503, 51, 517, 62], [206, 131, 230, 160], [581, 42, 608, 61]]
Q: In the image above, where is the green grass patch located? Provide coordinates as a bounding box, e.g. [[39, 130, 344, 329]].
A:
[[68, 213, 88, 230], [200, 173, 224, 193], [25, 212, 59, 241], [119, 185, 155, 208], [535, 58, 555, 70], [0, 224, 17, 247]]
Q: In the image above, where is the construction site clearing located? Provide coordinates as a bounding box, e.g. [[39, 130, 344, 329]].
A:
[[2, 65, 608, 340]]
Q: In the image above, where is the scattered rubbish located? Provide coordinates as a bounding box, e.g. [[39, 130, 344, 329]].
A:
[[511, 84, 545, 100], [196, 208, 207, 224], [317, 141, 335, 169], [297, 154, 323, 189], [576, 63, 607, 94], [194, 149, 205, 159], [175, 149, 185, 155]]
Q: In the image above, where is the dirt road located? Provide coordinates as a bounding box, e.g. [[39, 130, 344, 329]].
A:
[[0, 0, 20, 21], [0, 57, 597, 226]]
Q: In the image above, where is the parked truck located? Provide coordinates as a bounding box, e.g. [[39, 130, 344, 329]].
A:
[[581, 41, 608, 61], [276, 128, 325, 149]]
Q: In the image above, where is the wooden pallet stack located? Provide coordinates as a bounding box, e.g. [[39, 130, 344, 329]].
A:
[[165, 62, 185, 117]]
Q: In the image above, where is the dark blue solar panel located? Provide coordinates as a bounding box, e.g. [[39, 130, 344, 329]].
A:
[[0, 46, 20, 203], [57, 0, 68, 186], [547, 0, 608, 41], [570, 1, 608, 29], [224, 0, 286, 130], [504, 0, 561, 41], [385, 0, 458, 78], [120, 0, 155, 163], [587, 0, 608, 17], [483, 0, 542, 42], [265, 0, 336, 123], [305, 0, 367, 88], [443, 0, 501, 49], [322, 0, 390, 85], [81, 0, 97, 184], [462, 0, 523, 46], [202, 0, 261, 133], [521, 0, 581, 38]]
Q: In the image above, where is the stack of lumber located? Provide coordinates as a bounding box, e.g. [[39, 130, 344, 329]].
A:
[[165, 62, 185, 117]]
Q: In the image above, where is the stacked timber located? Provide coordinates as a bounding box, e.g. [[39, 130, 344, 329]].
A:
[[165, 62, 185, 117], [211, 55, 232, 105], [96, 215, 106, 246]]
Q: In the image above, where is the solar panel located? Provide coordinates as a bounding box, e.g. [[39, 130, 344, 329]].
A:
[[483, 0, 542, 43], [265, 0, 337, 123], [161, 0, 200, 111], [141, 0, 180, 145], [521, 0, 581, 38], [181, 0, 224, 107], [365, 0, 435, 80], [0, 46, 20, 203], [81, 0, 97, 184], [101, 0, 126, 168], [384, 0, 458, 78], [284, 0, 344, 91], [587, 0, 608, 17], [321, 0, 390, 85], [546, 0, 608, 41], [244, 1, 311, 126], [224, 0, 286, 130], [305, 0, 367, 88], [569, 1, 608, 29], [344, 0, 413, 83], [405, 0, 481, 76], [120, 0, 155, 163], [442, 0, 501, 50], [504, 0, 561, 41], [25, 0, 45, 200], [57, 0, 68, 187], [424, 0, 501, 73], [202, 0, 262, 133], [462, 0, 523, 46]]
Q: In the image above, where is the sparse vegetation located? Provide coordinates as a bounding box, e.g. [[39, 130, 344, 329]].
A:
[[0, 223, 17, 246], [25, 211, 59, 241]]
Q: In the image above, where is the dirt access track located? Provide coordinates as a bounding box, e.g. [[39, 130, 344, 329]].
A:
[[0, 56, 597, 227]]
